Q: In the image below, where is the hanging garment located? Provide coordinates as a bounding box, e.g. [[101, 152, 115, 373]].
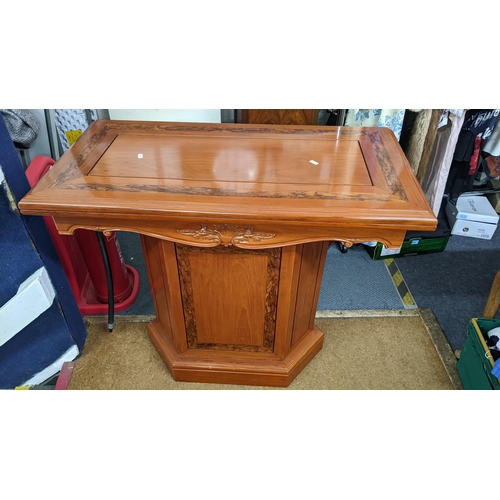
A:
[[416, 110, 443, 183], [463, 109, 500, 140], [0, 109, 40, 148], [483, 154, 500, 179], [445, 160, 472, 200], [421, 111, 466, 215], [438, 109, 465, 128], [453, 110, 500, 162], [344, 109, 406, 140], [483, 118, 500, 157], [445, 110, 500, 198], [453, 129, 476, 162], [469, 136, 483, 175], [421, 119, 453, 214], [404, 109, 432, 172], [404, 109, 443, 178], [399, 110, 418, 152]]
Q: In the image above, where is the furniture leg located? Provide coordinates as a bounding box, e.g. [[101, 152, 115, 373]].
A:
[[484, 270, 500, 319]]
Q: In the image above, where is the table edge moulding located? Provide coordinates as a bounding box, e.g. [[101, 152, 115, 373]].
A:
[[19, 120, 437, 387]]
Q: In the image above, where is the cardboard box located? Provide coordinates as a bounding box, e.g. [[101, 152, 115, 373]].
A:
[[446, 195, 498, 240]]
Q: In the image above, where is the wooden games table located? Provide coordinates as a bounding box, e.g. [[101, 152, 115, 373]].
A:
[[19, 120, 437, 387]]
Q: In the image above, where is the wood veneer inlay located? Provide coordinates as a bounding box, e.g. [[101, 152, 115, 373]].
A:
[[178, 224, 276, 247], [176, 244, 280, 352]]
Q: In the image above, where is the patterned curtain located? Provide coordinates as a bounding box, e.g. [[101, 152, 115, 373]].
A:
[[344, 109, 406, 141]]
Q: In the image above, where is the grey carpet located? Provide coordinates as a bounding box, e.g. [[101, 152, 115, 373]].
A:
[[317, 244, 404, 310], [395, 227, 500, 351]]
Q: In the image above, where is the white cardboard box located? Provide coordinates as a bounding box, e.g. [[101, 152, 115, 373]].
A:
[[446, 195, 499, 240]]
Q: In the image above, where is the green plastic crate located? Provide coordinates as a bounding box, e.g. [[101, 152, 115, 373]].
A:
[[457, 318, 500, 390], [365, 236, 450, 260]]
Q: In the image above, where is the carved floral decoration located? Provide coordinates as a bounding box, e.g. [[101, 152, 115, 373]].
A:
[[178, 224, 275, 247]]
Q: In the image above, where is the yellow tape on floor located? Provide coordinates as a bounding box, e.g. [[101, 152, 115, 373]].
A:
[[384, 258, 417, 308]]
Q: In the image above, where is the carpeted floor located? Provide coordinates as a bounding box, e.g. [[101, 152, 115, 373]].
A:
[[68, 310, 461, 390], [318, 244, 405, 310], [396, 227, 500, 351]]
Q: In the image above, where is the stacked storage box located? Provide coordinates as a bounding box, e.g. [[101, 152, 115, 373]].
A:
[[365, 202, 451, 260], [446, 195, 499, 240]]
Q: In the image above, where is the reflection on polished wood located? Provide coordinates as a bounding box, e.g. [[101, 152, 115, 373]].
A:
[[19, 120, 437, 387], [236, 109, 319, 125]]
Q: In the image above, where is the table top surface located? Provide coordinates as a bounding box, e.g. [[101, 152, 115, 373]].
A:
[[19, 120, 436, 230]]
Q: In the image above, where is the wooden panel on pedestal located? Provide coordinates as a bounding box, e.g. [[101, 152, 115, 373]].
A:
[[176, 244, 280, 353], [140, 234, 172, 340], [291, 241, 330, 346]]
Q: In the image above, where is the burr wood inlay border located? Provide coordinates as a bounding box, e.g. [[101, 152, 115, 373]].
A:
[[53, 127, 115, 187], [176, 244, 281, 352], [58, 123, 407, 202]]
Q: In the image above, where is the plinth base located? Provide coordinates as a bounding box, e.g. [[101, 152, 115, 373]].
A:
[[147, 319, 324, 387], [141, 236, 330, 387]]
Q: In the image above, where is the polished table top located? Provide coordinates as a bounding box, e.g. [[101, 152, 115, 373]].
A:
[[19, 120, 437, 248]]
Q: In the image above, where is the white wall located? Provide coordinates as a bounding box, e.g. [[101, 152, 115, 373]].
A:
[[108, 109, 221, 123]]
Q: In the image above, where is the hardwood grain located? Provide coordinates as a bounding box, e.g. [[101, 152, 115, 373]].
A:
[[52, 216, 414, 251], [291, 241, 329, 346], [237, 109, 319, 126], [147, 319, 324, 387], [19, 121, 437, 238], [140, 234, 172, 339], [176, 245, 279, 352], [18, 120, 437, 387], [484, 270, 500, 318], [89, 132, 370, 186], [273, 245, 304, 360]]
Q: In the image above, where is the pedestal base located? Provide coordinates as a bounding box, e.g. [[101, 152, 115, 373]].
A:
[[141, 236, 330, 387], [148, 319, 324, 387]]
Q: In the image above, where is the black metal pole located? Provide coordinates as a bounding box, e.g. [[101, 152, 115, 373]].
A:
[[96, 232, 114, 332]]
